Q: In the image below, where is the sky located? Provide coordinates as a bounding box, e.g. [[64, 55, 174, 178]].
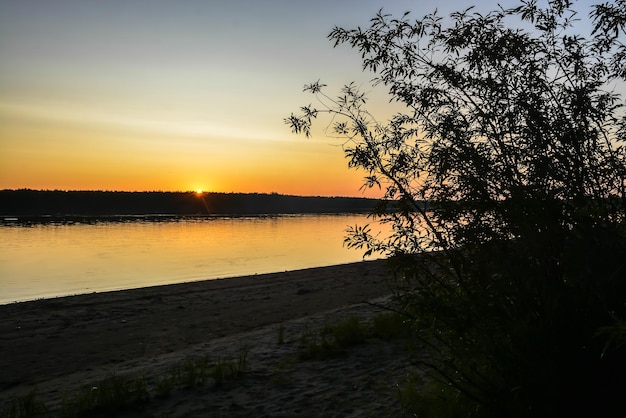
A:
[[0, 0, 602, 197]]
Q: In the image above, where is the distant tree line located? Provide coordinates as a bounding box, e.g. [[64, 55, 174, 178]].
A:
[[0, 190, 382, 218]]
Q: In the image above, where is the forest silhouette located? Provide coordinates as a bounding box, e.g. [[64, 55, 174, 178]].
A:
[[0, 190, 380, 220]]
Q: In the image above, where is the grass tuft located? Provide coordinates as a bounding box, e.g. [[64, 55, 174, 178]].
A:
[[372, 311, 410, 340], [59, 374, 149, 417], [298, 316, 367, 361], [210, 348, 249, 388], [330, 315, 366, 346]]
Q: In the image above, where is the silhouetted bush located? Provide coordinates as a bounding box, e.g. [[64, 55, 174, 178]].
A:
[[288, 1, 626, 415]]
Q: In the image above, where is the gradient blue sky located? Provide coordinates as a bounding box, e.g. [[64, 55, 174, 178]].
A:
[[0, 0, 602, 196]]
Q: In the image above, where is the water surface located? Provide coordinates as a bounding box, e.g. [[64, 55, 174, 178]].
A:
[[0, 214, 385, 304]]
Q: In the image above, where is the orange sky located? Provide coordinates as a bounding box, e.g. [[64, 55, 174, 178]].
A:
[[0, 0, 543, 197], [0, 101, 377, 196]]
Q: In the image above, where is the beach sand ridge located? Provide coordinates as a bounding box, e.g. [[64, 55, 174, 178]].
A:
[[1, 260, 418, 416]]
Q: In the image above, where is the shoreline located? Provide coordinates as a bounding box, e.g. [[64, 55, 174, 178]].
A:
[[0, 259, 409, 415], [0, 258, 386, 310], [1, 256, 386, 306]]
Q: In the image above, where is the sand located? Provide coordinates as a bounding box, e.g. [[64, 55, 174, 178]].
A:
[[0, 260, 417, 416]]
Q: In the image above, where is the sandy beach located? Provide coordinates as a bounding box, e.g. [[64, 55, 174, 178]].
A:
[[0, 259, 416, 416]]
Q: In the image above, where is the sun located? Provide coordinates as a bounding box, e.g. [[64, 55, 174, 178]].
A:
[[195, 189, 203, 195]]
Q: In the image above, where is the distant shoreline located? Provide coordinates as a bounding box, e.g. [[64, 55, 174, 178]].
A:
[[1, 211, 373, 226], [0, 190, 380, 218]]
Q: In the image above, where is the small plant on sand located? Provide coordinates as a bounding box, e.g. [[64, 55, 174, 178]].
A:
[[161, 350, 248, 390], [327, 315, 365, 347], [181, 354, 210, 388], [371, 312, 410, 340], [298, 328, 336, 361], [154, 373, 175, 398], [298, 316, 367, 360], [210, 358, 232, 388], [210, 348, 249, 388], [59, 374, 149, 417]]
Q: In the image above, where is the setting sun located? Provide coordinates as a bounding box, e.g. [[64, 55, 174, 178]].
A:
[[0, 0, 408, 198]]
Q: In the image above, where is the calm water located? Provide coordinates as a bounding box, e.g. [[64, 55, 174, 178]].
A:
[[0, 214, 386, 304]]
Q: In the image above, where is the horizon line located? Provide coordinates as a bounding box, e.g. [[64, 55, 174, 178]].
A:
[[1, 188, 379, 200]]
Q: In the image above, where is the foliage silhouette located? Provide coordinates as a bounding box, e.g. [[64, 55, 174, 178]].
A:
[[287, 1, 626, 416]]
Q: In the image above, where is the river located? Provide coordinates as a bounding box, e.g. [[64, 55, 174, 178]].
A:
[[0, 214, 387, 304]]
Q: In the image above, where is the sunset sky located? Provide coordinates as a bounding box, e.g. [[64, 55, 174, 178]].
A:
[[0, 0, 597, 196]]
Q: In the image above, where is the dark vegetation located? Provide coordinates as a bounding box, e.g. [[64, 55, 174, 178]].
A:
[[288, 0, 626, 416], [1, 349, 250, 418], [1, 312, 405, 417], [0, 190, 380, 220]]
